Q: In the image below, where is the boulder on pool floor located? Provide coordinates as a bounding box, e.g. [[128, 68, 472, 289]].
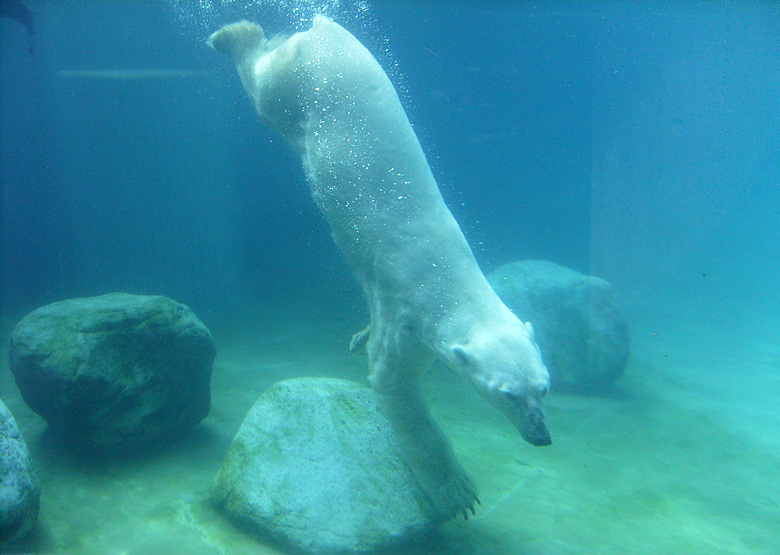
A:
[[8, 293, 215, 452], [0, 399, 40, 543], [488, 260, 630, 390], [212, 378, 435, 555]]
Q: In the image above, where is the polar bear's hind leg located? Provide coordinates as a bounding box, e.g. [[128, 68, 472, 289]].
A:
[[207, 21, 265, 61]]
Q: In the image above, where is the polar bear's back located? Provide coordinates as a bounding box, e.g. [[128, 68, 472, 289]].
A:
[[213, 17, 482, 291], [295, 19, 475, 276]]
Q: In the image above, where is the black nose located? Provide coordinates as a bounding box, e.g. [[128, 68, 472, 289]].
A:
[[521, 406, 552, 446], [530, 428, 552, 446]]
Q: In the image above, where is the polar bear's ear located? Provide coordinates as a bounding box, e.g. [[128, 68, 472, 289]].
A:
[[452, 345, 472, 367], [524, 321, 536, 340]]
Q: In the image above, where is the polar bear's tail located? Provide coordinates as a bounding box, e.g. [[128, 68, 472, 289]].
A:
[[207, 21, 265, 61]]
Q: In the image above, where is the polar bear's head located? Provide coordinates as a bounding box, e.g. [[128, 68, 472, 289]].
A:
[[451, 319, 551, 446]]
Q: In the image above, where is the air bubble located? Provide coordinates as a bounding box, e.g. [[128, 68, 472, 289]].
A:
[[169, 0, 376, 41]]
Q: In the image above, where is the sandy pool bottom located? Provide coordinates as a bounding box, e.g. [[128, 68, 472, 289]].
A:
[[1, 305, 778, 555]]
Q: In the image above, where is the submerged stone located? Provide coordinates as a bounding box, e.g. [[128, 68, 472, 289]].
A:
[[0, 399, 40, 544], [8, 293, 215, 452], [212, 378, 436, 555], [489, 260, 630, 390]]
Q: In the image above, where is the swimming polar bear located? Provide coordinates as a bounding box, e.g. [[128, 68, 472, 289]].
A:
[[209, 16, 551, 523]]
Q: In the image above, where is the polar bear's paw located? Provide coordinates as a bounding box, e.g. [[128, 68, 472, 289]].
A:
[[411, 456, 480, 523], [439, 464, 480, 521], [348, 324, 371, 353]]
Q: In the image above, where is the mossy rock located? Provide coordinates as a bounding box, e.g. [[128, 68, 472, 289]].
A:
[[211, 378, 435, 555], [9, 293, 215, 452]]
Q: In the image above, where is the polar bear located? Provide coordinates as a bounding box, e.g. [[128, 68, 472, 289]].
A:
[[209, 16, 551, 522]]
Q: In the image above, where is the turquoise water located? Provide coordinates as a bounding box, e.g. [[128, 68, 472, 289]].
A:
[[2, 1, 779, 553], [2, 300, 778, 554]]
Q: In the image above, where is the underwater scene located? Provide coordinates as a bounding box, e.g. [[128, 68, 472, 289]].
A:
[[1, 0, 779, 553]]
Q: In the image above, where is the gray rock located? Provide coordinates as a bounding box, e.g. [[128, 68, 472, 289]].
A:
[[489, 260, 629, 390], [8, 293, 215, 452], [212, 378, 435, 555], [0, 399, 40, 544]]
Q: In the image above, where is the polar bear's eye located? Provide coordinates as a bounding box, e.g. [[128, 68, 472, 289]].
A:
[[502, 391, 520, 402], [451, 345, 471, 367]]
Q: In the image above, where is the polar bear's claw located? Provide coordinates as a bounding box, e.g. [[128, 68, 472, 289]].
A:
[[348, 324, 371, 353]]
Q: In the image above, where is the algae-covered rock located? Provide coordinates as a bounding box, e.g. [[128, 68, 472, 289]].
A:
[[0, 399, 40, 543], [212, 378, 435, 555], [8, 293, 215, 452], [489, 260, 630, 390]]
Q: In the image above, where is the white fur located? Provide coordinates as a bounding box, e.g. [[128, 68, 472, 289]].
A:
[[210, 16, 551, 521]]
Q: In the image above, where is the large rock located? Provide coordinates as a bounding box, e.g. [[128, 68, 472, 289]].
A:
[[488, 260, 629, 390], [8, 293, 215, 452], [212, 378, 435, 555], [0, 399, 40, 544]]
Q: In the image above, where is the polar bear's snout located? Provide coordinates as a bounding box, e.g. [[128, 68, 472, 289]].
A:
[[499, 386, 551, 446], [518, 394, 552, 446]]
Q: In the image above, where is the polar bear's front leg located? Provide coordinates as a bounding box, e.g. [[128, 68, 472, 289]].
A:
[[368, 340, 479, 523]]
